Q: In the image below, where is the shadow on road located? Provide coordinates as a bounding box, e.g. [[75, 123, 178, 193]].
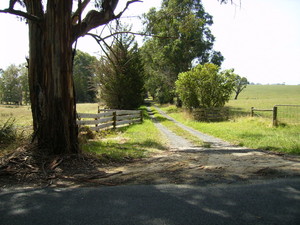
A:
[[1, 179, 300, 225]]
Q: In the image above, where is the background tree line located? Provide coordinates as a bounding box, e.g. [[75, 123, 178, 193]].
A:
[[0, 64, 29, 105]]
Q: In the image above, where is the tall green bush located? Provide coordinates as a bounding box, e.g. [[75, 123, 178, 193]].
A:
[[176, 63, 236, 109]]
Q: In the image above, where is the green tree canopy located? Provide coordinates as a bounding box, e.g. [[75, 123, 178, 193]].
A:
[[176, 63, 236, 109], [73, 50, 97, 103], [0, 64, 29, 105], [141, 0, 224, 103]]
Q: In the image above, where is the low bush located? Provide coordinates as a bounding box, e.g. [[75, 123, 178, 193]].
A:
[[175, 63, 236, 109], [0, 117, 17, 144]]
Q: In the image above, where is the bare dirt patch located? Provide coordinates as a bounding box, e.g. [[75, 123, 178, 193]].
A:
[[1, 143, 300, 189], [0, 145, 125, 189], [98, 145, 300, 186]]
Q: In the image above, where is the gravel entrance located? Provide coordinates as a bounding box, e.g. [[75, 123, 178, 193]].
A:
[[100, 107, 300, 186]]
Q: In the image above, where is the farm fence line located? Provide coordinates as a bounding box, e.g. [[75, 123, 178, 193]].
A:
[[251, 105, 300, 126], [77, 108, 143, 131]]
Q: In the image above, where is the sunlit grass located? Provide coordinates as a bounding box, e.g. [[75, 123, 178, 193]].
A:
[[0, 104, 32, 126], [159, 104, 300, 154], [76, 103, 99, 114], [0, 103, 100, 126], [226, 85, 300, 118], [81, 106, 168, 162]]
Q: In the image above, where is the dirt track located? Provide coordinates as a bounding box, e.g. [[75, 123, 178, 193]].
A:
[[98, 107, 300, 186]]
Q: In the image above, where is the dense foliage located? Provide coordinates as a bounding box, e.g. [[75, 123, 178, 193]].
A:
[[95, 31, 145, 109], [175, 63, 236, 109], [73, 50, 97, 103], [0, 64, 29, 105], [141, 0, 224, 103]]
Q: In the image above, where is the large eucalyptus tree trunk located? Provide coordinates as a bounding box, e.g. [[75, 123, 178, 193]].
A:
[[26, 0, 79, 154], [19, 0, 132, 154]]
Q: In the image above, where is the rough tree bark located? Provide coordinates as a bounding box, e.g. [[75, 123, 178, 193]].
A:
[[24, 0, 78, 154]]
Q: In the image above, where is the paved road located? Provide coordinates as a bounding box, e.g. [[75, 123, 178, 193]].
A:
[[1, 178, 300, 225]]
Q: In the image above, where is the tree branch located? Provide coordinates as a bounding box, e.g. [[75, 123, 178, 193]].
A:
[[114, 0, 142, 19], [219, 0, 241, 7], [0, 8, 41, 22], [72, 0, 142, 43], [72, 0, 90, 25], [99, 31, 178, 41], [87, 33, 118, 71], [9, 0, 18, 9]]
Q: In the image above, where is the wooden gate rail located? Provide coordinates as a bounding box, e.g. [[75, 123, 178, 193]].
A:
[[77, 110, 143, 131], [251, 106, 277, 126]]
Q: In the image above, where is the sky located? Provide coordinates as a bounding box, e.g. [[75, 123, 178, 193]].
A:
[[0, 0, 299, 85]]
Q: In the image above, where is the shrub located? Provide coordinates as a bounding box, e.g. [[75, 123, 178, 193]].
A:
[[0, 117, 17, 144], [176, 63, 236, 109]]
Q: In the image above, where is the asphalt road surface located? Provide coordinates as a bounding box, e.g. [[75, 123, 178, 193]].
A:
[[1, 178, 300, 225]]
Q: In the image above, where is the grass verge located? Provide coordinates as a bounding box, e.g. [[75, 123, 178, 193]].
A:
[[81, 106, 168, 163], [159, 104, 300, 154], [0, 117, 31, 157]]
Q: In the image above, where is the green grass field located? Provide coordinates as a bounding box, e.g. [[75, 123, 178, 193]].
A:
[[0, 104, 32, 126], [226, 85, 300, 118], [0, 103, 99, 126]]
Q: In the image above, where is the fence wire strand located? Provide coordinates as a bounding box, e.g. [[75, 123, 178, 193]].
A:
[[276, 105, 300, 125]]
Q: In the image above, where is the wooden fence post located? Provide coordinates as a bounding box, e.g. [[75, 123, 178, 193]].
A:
[[95, 117, 98, 131], [251, 107, 254, 117], [112, 111, 116, 129], [273, 106, 278, 126], [140, 110, 143, 123]]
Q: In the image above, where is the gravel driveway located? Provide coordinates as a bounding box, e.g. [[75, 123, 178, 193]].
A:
[[99, 107, 300, 186]]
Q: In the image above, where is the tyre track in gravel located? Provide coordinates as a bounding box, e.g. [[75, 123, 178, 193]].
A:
[[147, 107, 193, 148]]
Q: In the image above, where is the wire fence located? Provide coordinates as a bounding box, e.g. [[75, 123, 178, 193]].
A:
[[251, 105, 300, 126], [276, 105, 300, 125]]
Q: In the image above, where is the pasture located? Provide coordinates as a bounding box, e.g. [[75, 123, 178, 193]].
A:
[[0, 103, 98, 126], [227, 85, 300, 118], [0, 105, 32, 126]]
